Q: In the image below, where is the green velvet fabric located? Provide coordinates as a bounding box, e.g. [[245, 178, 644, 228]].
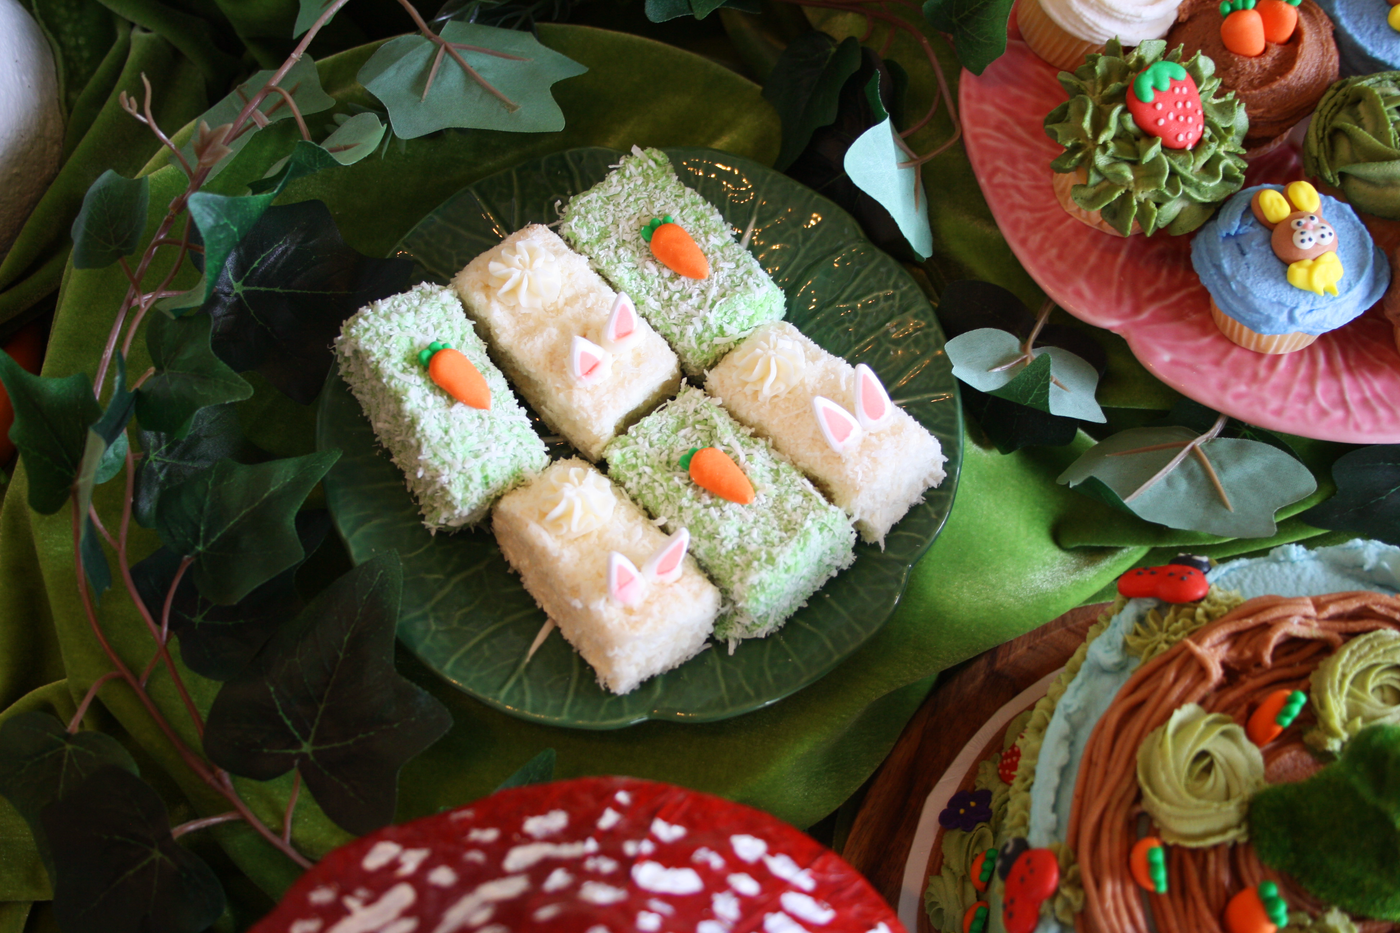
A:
[[0, 2, 1348, 929]]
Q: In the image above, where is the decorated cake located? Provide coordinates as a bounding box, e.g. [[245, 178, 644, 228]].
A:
[[921, 540, 1400, 933], [249, 776, 907, 933], [706, 322, 947, 547], [1313, 0, 1400, 76], [560, 147, 786, 375], [1017, 0, 1183, 72], [453, 224, 682, 461], [603, 386, 857, 644], [334, 283, 548, 530], [493, 458, 721, 695], [1305, 72, 1400, 220]]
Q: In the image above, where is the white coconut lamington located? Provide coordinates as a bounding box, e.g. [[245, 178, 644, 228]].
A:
[[604, 386, 856, 643], [708, 322, 947, 546], [560, 147, 786, 375], [493, 458, 721, 695], [453, 224, 682, 461], [335, 283, 547, 530]]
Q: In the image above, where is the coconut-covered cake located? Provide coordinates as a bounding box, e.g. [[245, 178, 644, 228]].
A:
[[921, 541, 1400, 933]]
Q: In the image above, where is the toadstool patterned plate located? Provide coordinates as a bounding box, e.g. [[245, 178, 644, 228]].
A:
[[316, 147, 962, 729], [248, 776, 906, 933], [960, 37, 1400, 444]]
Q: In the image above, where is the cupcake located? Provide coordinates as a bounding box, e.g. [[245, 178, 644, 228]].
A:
[[1191, 181, 1388, 352], [1313, 0, 1400, 75], [1305, 72, 1400, 220], [1018, 0, 1183, 72], [1165, 0, 1339, 153], [1045, 40, 1249, 236]]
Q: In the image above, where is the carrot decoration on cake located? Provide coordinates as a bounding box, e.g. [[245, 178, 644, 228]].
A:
[[641, 215, 709, 279], [680, 446, 754, 504], [607, 529, 692, 606], [1246, 689, 1307, 745], [1225, 881, 1289, 933], [1249, 181, 1344, 296], [418, 340, 491, 409]]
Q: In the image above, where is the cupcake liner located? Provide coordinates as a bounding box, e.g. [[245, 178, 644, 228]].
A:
[[1209, 298, 1318, 353], [1052, 169, 1140, 236], [1017, 0, 1101, 72]]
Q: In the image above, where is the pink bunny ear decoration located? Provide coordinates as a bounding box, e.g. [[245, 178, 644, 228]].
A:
[[608, 552, 646, 606], [569, 335, 610, 385], [602, 293, 640, 351], [854, 364, 893, 431], [812, 396, 862, 454], [641, 528, 689, 583]]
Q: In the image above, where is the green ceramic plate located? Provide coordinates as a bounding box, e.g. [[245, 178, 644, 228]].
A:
[[317, 147, 962, 729]]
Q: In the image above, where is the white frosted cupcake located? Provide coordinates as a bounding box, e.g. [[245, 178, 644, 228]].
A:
[[1018, 0, 1183, 71]]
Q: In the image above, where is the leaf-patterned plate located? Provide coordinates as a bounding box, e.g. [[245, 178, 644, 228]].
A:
[[316, 147, 962, 729]]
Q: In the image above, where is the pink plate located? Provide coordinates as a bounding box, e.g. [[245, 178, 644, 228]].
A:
[[959, 38, 1400, 443]]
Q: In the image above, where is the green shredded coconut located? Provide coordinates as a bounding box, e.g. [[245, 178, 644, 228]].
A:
[[1307, 628, 1400, 755], [1125, 587, 1245, 664]]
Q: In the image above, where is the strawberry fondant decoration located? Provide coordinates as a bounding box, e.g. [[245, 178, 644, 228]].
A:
[[247, 776, 906, 933], [1002, 848, 1060, 933], [998, 743, 1022, 785], [1125, 61, 1204, 150], [1117, 564, 1210, 603]]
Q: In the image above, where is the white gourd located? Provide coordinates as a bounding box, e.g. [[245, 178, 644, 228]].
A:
[[0, 0, 64, 260]]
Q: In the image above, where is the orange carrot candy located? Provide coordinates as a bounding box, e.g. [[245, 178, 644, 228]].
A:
[[641, 215, 709, 279], [680, 446, 754, 504], [419, 341, 491, 410], [1256, 0, 1300, 42], [1220, 0, 1267, 56]]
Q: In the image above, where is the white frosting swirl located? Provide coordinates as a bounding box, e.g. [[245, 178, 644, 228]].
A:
[[488, 239, 562, 311], [539, 467, 615, 537], [1039, 0, 1181, 44], [728, 329, 807, 400]]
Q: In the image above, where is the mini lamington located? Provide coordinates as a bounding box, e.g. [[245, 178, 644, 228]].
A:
[[707, 322, 946, 546], [335, 283, 547, 531], [453, 224, 681, 461], [492, 459, 720, 695], [603, 386, 856, 643], [560, 147, 786, 375]]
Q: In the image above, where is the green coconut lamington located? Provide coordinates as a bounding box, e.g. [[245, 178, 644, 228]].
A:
[[335, 283, 547, 531], [560, 147, 786, 375], [1044, 39, 1249, 236], [603, 386, 855, 642]]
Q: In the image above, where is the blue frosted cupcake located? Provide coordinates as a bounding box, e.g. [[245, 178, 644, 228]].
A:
[[1191, 182, 1389, 352], [1315, 0, 1400, 76]]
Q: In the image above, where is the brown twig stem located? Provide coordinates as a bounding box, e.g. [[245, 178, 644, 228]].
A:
[[1114, 413, 1232, 508], [394, 0, 520, 110], [283, 771, 301, 843], [68, 671, 124, 733], [264, 85, 312, 141], [172, 812, 241, 839], [984, 298, 1068, 391]]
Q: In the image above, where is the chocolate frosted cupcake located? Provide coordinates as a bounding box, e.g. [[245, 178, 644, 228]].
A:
[[1305, 72, 1400, 219], [1166, 0, 1339, 153]]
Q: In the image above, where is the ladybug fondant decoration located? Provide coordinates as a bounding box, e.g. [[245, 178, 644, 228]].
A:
[[1002, 847, 1060, 933], [1117, 562, 1210, 603], [1125, 61, 1204, 150]]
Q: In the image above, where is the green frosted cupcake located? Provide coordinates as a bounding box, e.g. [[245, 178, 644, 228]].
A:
[[603, 386, 855, 643], [1304, 72, 1400, 220], [1044, 39, 1249, 237]]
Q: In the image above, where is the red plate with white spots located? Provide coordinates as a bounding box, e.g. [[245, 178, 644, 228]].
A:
[[249, 777, 905, 933], [959, 35, 1400, 443]]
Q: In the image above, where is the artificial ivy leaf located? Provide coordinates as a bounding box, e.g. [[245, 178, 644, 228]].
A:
[[358, 23, 588, 138], [203, 553, 453, 835], [1167, 396, 1299, 457], [947, 327, 1106, 422], [248, 140, 340, 196], [136, 312, 252, 436], [922, 0, 1013, 75], [173, 56, 334, 181], [154, 450, 339, 604], [294, 0, 339, 36], [319, 112, 387, 165], [1058, 426, 1318, 537], [186, 191, 276, 303], [41, 766, 225, 933], [964, 391, 1080, 453], [0, 711, 139, 874], [93, 353, 137, 455], [75, 431, 117, 599], [0, 350, 101, 515], [764, 32, 863, 171], [1299, 445, 1400, 546], [494, 748, 556, 792], [154, 275, 208, 318], [134, 404, 262, 529], [643, 0, 692, 21], [843, 74, 933, 259], [434, 0, 584, 29], [204, 200, 412, 404], [935, 280, 1109, 376], [70, 171, 150, 270], [132, 510, 331, 680]]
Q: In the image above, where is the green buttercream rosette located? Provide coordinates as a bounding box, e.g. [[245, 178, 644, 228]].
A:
[[1308, 628, 1400, 755], [1136, 703, 1266, 846], [1044, 39, 1249, 236], [1304, 73, 1400, 221]]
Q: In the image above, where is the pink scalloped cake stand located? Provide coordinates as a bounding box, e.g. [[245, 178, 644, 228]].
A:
[[960, 37, 1400, 443]]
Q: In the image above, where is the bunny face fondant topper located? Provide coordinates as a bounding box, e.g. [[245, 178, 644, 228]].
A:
[[1248, 181, 1344, 297]]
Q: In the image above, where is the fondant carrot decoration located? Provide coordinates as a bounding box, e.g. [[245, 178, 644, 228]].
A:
[[1257, 0, 1300, 41], [1220, 0, 1266, 56], [642, 216, 709, 279], [680, 446, 754, 504], [1224, 881, 1288, 933], [1130, 837, 1169, 894], [1246, 689, 1306, 745], [418, 342, 490, 409]]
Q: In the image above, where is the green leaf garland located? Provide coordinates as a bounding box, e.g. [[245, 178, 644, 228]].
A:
[[0, 350, 101, 515], [946, 327, 1106, 423], [1299, 445, 1400, 546], [764, 32, 863, 171], [922, 0, 1014, 76], [135, 312, 252, 436], [70, 171, 149, 270]]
